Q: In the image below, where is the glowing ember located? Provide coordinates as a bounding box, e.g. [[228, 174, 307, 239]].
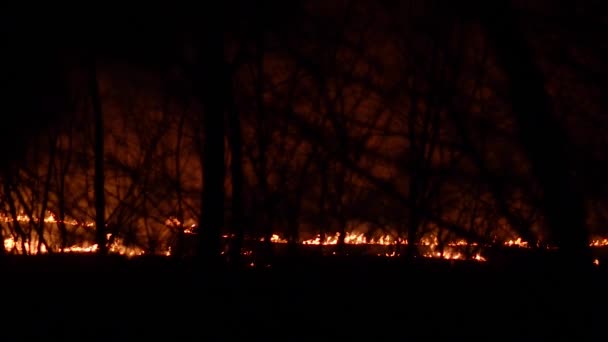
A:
[[2, 212, 606, 265], [377, 251, 399, 257], [411, 243, 487, 261], [590, 239, 608, 247], [4, 237, 15, 251], [270, 234, 287, 243], [472, 254, 487, 262], [504, 238, 529, 248], [448, 240, 478, 247], [165, 217, 198, 234], [301, 232, 402, 245], [64, 245, 99, 253], [0, 212, 91, 228], [3, 237, 48, 254]]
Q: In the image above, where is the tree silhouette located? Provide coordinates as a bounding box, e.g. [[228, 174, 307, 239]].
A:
[[477, 0, 590, 265], [196, 12, 228, 265], [88, 56, 108, 256]]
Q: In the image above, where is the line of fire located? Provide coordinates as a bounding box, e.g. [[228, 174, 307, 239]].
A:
[[0, 1, 606, 340]]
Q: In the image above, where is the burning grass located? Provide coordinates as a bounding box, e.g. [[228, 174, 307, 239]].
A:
[[2, 211, 608, 265]]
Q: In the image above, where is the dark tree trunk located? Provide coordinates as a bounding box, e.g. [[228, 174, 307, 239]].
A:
[[88, 57, 107, 256], [174, 103, 187, 259], [318, 157, 328, 255], [407, 87, 420, 259], [175, 133, 185, 258], [58, 185, 68, 252], [255, 46, 273, 261], [479, 1, 590, 266], [227, 89, 244, 264], [287, 154, 313, 256], [334, 168, 347, 255], [56, 129, 71, 252], [197, 18, 227, 265]]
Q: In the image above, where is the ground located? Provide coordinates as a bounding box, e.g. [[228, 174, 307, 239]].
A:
[[0, 254, 605, 341]]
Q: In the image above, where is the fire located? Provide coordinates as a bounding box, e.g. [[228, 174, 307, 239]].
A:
[[448, 240, 478, 247], [590, 239, 608, 247], [63, 245, 99, 253], [2, 235, 143, 257], [2, 211, 606, 265], [472, 254, 486, 262], [270, 234, 287, 243], [295, 232, 487, 261], [0, 212, 92, 228], [421, 247, 486, 262], [424, 251, 463, 260], [504, 238, 529, 248], [503, 237, 608, 248], [301, 232, 403, 245], [3, 236, 49, 254], [165, 217, 197, 234]]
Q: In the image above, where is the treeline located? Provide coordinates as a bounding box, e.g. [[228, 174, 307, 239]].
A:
[[0, 1, 605, 264]]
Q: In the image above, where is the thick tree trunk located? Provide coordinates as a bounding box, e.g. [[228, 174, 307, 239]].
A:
[[479, 1, 590, 266], [198, 18, 227, 265]]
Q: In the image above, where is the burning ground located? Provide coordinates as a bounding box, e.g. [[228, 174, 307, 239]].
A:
[[3, 211, 608, 267]]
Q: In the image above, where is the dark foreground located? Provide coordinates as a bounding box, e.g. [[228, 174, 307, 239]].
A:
[[1, 255, 606, 341]]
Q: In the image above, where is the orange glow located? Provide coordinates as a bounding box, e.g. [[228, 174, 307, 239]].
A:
[[0, 212, 92, 228], [2, 213, 606, 265], [301, 232, 403, 245], [270, 234, 287, 243], [590, 239, 608, 247], [504, 238, 529, 248]]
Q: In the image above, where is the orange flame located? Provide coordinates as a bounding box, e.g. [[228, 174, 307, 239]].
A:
[[3, 213, 607, 264], [504, 238, 529, 248]]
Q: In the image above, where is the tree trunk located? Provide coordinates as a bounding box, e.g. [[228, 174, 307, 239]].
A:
[[318, 157, 328, 255], [227, 88, 244, 264], [335, 169, 347, 255], [174, 106, 186, 259], [407, 87, 420, 259], [479, 1, 590, 266], [89, 56, 107, 256], [197, 17, 227, 266]]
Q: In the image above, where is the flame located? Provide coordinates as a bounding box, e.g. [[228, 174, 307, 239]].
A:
[[3, 213, 607, 265], [472, 254, 487, 262], [0, 212, 93, 228], [63, 244, 99, 253], [4, 237, 15, 251], [503, 237, 608, 248], [301, 232, 403, 245], [270, 234, 287, 243], [448, 240, 478, 247], [590, 239, 608, 247], [378, 251, 399, 257], [3, 235, 143, 257], [165, 217, 197, 234], [504, 238, 529, 248], [3, 236, 49, 255]]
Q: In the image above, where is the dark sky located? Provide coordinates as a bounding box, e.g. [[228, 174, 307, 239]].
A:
[[0, 5, 189, 165]]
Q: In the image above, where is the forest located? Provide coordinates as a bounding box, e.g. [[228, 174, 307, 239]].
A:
[[1, 1, 607, 340]]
